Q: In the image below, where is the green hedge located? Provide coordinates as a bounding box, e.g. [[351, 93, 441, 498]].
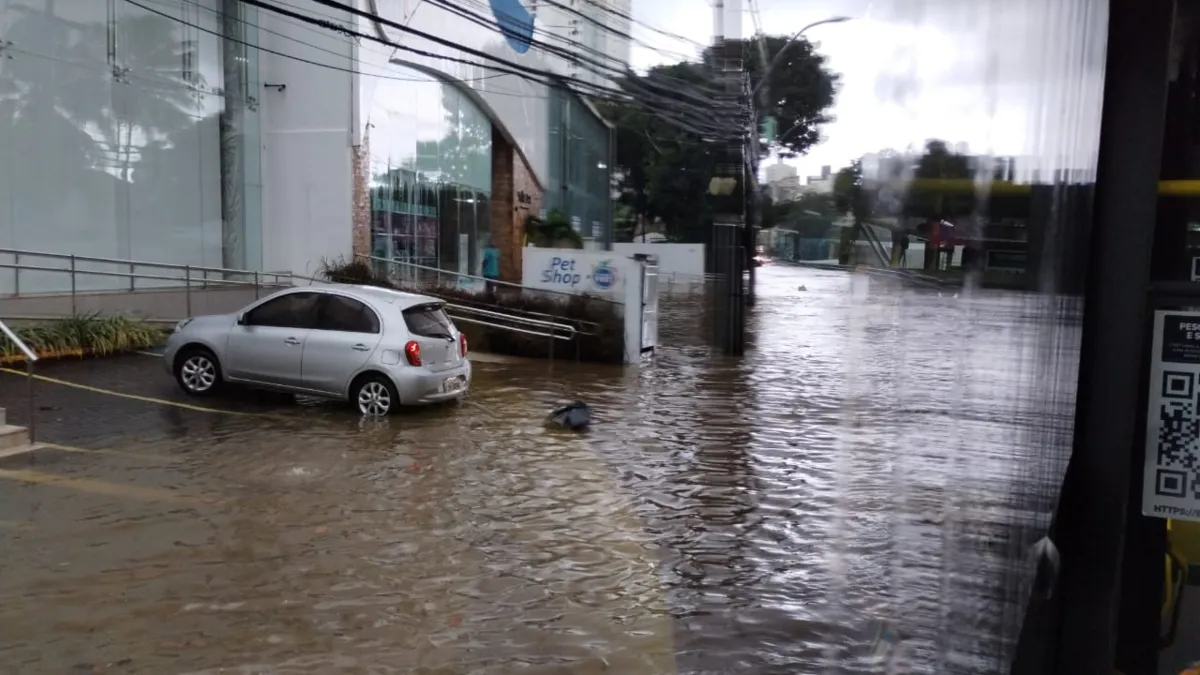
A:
[[319, 258, 625, 363], [0, 314, 165, 364]]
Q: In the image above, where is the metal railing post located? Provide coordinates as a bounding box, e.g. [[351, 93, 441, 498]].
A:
[[69, 255, 77, 314], [0, 320, 38, 446], [13, 252, 19, 295], [185, 265, 192, 317], [129, 262, 136, 291], [25, 359, 34, 445], [254, 271, 260, 299]]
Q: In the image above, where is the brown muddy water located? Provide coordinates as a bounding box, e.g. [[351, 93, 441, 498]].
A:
[[0, 264, 1080, 674]]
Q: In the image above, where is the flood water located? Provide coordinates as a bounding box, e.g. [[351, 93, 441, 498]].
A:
[[0, 264, 1081, 674]]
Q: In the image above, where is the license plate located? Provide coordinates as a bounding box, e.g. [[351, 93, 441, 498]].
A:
[[441, 377, 464, 393]]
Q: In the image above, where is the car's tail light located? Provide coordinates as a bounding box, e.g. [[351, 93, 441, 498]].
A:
[[404, 340, 422, 366], [459, 333, 468, 358]]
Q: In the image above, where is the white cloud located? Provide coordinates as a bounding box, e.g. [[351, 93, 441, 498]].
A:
[[628, 0, 1108, 183]]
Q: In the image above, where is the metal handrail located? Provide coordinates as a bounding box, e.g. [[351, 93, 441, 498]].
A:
[[0, 247, 290, 280], [1, 247, 580, 349], [281, 275, 581, 343], [444, 304, 576, 341], [0, 262, 265, 287], [0, 319, 37, 444], [1, 247, 295, 317], [359, 253, 622, 304]]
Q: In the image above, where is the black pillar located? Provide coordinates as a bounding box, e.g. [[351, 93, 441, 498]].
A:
[[712, 218, 746, 354], [1151, 32, 1198, 282], [1050, 1, 1174, 673], [708, 34, 749, 356]]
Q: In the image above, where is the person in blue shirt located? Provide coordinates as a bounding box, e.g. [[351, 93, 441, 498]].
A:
[[481, 236, 501, 296]]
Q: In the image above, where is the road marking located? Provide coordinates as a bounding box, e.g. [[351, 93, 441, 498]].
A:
[[0, 367, 288, 419], [0, 468, 193, 503], [41, 442, 172, 463]]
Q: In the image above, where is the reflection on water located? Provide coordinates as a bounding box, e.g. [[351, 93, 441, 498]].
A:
[[0, 265, 1080, 674]]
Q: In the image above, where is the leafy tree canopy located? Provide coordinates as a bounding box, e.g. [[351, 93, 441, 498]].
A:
[[598, 36, 838, 240]]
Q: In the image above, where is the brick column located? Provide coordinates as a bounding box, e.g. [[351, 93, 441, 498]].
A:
[[490, 129, 543, 283], [510, 144, 542, 280], [490, 130, 517, 281]]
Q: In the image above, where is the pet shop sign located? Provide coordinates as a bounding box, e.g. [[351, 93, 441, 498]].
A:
[[523, 249, 624, 296]]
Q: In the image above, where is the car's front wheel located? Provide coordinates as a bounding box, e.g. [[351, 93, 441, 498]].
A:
[[352, 373, 398, 416], [175, 347, 223, 396]]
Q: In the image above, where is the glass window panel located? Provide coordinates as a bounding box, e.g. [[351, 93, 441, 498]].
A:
[[437, 184, 459, 276], [473, 190, 490, 277], [117, 0, 221, 289], [3, 0, 119, 293], [367, 63, 491, 280]]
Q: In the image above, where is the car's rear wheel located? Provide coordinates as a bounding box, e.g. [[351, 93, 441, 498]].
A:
[[175, 347, 223, 396], [353, 373, 398, 416]]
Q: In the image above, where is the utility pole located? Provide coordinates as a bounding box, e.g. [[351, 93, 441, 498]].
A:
[[709, 0, 747, 355], [748, 16, 850, 298]]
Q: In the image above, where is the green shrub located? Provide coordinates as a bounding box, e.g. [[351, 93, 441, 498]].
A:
[[526, 210, 584, 248], [0, 314, 166, 364], [318, 257, 625, 363]]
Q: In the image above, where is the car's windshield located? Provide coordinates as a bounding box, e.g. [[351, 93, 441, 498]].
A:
[[402, 303, 454, 340]]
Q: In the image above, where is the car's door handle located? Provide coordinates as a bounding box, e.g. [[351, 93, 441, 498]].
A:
[[352, 344, 370, 351], [284, 337, 301, 345]]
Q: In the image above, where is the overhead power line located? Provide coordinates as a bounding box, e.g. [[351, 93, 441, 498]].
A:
[[239, 0, 746, 135]]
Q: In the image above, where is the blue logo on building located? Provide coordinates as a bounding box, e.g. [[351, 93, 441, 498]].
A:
[[592, 260, 616, 290], [489, 0, 535, 54]]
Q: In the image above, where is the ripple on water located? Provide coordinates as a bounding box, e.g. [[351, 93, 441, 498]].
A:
[[0, 265, 1077, 674]]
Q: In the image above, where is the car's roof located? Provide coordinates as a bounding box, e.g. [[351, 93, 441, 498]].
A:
[[285, 284, 442, 310]]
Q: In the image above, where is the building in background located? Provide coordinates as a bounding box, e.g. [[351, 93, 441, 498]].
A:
[[536, 0, 633, 91], [800, 165, 834, 195], [764, 159, 799, 202], [764, 158, 797, 185], [0, 0, 622, 295]]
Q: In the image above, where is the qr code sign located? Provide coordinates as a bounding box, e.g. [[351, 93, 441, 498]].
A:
[[1156, 370, 1200, 499]]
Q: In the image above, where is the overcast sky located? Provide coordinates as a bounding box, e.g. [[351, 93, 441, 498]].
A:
[[628, 0, 1109, 182]]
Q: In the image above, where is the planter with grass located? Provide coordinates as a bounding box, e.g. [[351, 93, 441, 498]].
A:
[[526, 210, 584, 249], [0, 314, 167, 365], [319, 258, 625, 363]]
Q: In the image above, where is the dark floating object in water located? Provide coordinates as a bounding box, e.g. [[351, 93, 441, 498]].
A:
[[797, 285, 807, 291], [548, 401, 591, 430]]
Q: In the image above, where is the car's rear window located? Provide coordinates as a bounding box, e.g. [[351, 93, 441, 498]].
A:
[[402, 303, 454, 339]]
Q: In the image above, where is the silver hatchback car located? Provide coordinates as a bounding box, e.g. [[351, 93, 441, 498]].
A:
[[163, 285, 471, 415]]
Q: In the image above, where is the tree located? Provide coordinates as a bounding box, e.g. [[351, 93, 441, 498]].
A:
[[729, 35, 839, 159], [598, 36, 838, 241]]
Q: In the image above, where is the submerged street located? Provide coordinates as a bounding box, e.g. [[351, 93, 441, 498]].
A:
[[0, 265, 1079, 674]]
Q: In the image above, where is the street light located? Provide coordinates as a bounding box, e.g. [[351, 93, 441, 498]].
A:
[[751, 16, 851, 102]]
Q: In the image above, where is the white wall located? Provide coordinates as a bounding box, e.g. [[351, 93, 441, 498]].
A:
[[612, 243, 706, 278], [258, 3, 356, 278]]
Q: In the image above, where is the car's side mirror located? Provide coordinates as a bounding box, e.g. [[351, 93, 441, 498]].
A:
[[236, 313, 246, 326]]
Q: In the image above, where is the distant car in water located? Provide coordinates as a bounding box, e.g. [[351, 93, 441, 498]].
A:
[[163, 285, 471, 415]]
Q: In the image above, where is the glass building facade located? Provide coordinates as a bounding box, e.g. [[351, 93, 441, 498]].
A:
[[366, 64, 492, 284], [0, 0, 262, 293], [546, 86, 612, 242]]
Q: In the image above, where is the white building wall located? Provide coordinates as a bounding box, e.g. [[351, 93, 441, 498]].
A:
[[542, 0, 633, 91], [257, 2, 356, 278], [764, 160, 797, 185]]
